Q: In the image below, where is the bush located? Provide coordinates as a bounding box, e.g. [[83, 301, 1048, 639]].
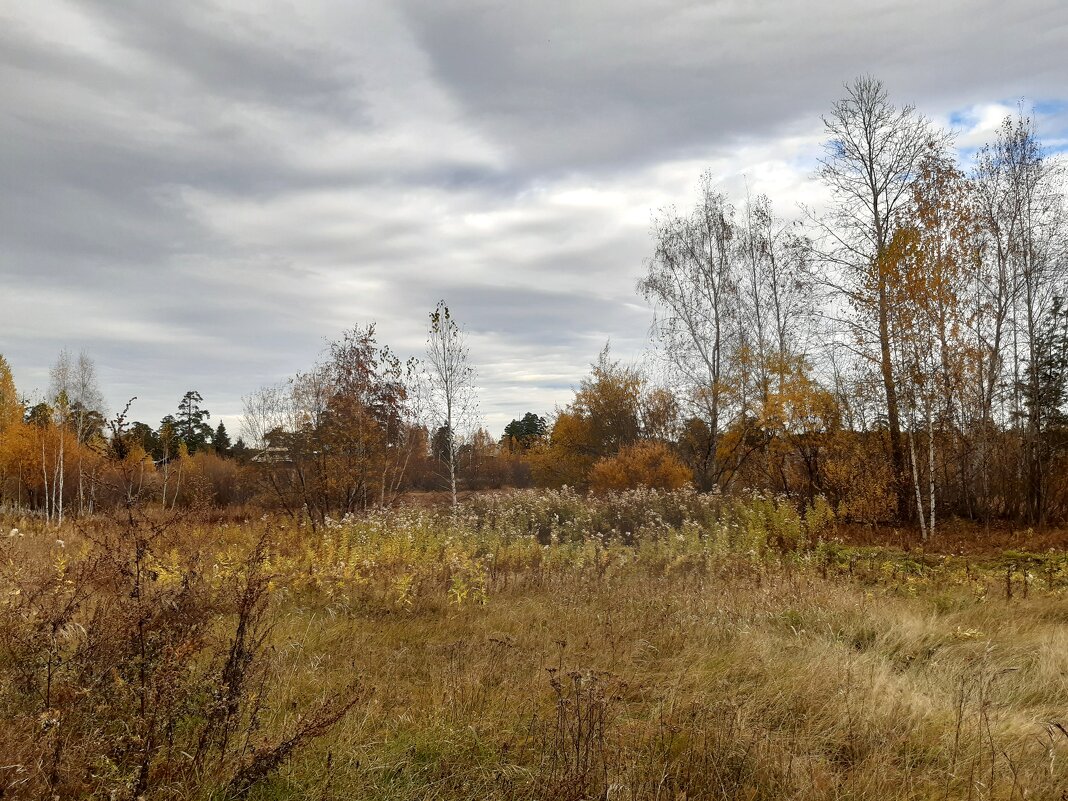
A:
[[0, 508, 359, 799], [589, 441, 692, 493]]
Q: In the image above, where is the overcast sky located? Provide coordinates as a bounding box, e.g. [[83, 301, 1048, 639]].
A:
[[2, 0, 1067, 436]]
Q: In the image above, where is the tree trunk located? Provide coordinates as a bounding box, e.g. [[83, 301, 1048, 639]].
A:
[[41, 436, 50, 523], [878, 279, 909, 520], [927, 398, 936, 539], [908, 425, 927, 542]]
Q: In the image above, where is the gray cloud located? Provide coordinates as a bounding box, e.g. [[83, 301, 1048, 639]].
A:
[[398, 0, 1068, 172], [1, 0, 1066, 433]]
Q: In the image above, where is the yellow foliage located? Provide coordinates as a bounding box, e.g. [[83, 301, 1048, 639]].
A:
[[821, 431, 897, 523], [526, 349, 659, 490], [589, 440, 692, 492], [528, 411, 597, 488], [0, 355, 21, 432]]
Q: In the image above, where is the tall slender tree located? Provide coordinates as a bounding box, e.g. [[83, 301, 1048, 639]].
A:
[[425, 301, 478, 506], [0, 355, 20, 432], [177, 390, 212, 452], [973, 112, 1068, 521], [34, 350, 107, 517], [213, 421, 232, 455], [813, 76, 947, 520], [640, 172, 740, 488]]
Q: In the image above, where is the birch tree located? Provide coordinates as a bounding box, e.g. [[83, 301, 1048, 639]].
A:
[[47, 349, 105, 518], [884, 145, 981, 538], [425, 301, 477, 506], [973, 112, 1068, 521], [813, 76, 947, 520], [639, 172, 740, 488]]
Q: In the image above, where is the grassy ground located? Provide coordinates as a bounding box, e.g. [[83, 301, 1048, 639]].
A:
[[3, 490, 1068, 799]]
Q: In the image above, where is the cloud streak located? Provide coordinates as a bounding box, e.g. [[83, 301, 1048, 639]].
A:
[[1, 0, 1066, 433]]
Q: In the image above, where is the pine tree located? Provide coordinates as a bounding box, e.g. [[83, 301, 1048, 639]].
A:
[[176, 391, 212, 453], [1019, 297, 1068, 522], [213, 421, 232, 455], [502, 412, 547, 450]]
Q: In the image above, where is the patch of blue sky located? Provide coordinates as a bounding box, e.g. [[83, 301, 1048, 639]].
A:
[[948, 97, 1068, 165], [947, 109, 970, 128], [782, 135, 826, 176], [1033, 99, 1068, 117]]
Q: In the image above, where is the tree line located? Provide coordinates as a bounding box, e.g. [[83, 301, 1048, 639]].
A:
[[0, 350, 243, 518], [2, 77, 1066, 534], [492, 79, 1068, 536]]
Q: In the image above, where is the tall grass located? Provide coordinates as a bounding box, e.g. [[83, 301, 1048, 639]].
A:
[[2, 489, 1067, 799]]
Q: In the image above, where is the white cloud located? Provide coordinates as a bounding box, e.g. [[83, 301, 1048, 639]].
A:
[[1, 0, 1066, 434]]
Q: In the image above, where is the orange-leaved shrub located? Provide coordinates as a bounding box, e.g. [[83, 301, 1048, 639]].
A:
[[589, 440, 692, 493]]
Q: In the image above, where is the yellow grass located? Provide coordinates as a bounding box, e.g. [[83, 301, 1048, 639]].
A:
[[2, 489, 1068, 799]]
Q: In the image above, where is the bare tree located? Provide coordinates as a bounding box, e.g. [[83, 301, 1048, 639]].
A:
[[813, 76, 947, 519], [972, 112, 1068, 521], [73, 352, 105, 515], [425, 301, 477, 506], [639, 172, 740, 488], [45, 349, 107, 520], [737, 190, 814, 399], [241, 382, 291, 454]]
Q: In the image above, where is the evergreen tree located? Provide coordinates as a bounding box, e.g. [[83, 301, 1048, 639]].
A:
[[26, 402, 52, 427], [1022, 297, 1068, 434], [230, 437, 250, 461], [127, 422, 161, 456], [502, 412, 548, 450], [176, 391, 212, 453], [432, 424, 453, 465], [68, 401, 106, 444], [213, 421, 232, 455], [1019, 297, 1068, 522]]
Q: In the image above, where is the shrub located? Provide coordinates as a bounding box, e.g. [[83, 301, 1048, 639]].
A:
[[0, 508, 360, 799], [589, 441, 692, 493]]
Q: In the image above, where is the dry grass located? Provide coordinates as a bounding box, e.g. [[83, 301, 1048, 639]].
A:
[[3, 490, 1068, 799]]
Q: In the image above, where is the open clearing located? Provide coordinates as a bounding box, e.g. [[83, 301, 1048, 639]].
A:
[[3, 490, 1068, 799]]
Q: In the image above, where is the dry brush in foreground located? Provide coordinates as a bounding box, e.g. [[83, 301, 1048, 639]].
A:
[[2, 489, 1068, 799]]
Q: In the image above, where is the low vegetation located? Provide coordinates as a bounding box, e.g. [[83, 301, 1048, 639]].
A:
[[3, 489, 1067, 799]]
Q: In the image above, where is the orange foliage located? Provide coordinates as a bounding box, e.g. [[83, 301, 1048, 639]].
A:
[[589, 440, 692, 493], [0, 355, 20, 432], [821, 430, 897, 523], [527, 411, 597, 488]]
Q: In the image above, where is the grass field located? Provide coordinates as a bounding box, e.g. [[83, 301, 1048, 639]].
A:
[[3, 489, 1068, 799]]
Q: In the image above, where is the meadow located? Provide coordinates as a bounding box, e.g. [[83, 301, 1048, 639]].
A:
[[2, 488, 1068, 800]]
